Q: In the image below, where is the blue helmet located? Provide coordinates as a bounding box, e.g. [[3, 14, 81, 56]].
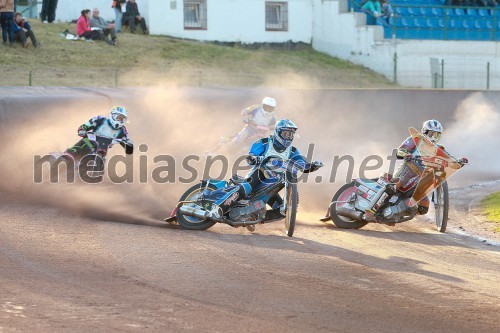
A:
[[273, 119, 297, 151]]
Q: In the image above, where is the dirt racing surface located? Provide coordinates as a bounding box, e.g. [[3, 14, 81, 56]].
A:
[[1, 187, 499, 333], [1, 88, 499, 332]]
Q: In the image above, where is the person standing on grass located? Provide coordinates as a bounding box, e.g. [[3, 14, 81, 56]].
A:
[[0, 0, 15, 47], [111, 0, 126, 33], [90, 8, 117, 46], [40, 0, 58, 23], [13, 12, 39, 48]]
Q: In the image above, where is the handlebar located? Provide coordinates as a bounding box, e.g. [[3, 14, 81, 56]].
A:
[[84, 132, 132, 146]]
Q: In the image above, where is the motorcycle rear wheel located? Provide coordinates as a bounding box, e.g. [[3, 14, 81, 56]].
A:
[[330, 181, 368, 229], [433, 181, 449, 233], [285, 183, 298, 237], [177, 184, 218, 230]]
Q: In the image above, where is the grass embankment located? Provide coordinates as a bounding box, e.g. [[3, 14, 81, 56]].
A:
[[481, 192, 500, 232], [0, 20, 396, 88]]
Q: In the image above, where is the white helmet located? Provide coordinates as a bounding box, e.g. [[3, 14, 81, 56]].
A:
[[109, 106, 128, 129], [262, 97, 276, 115], [421, 119, 442, 143]]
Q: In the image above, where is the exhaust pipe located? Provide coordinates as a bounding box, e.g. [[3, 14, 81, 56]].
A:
[[336, 207, 364, 222], [179, 205, 209, 220]]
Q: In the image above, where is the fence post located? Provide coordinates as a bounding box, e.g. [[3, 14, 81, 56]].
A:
[[29, 0, 34, 19], [393, 52, 398, 84], [29, 70, 32, 86], [487, 61, 490, 90], [441, 59, 444, 88]]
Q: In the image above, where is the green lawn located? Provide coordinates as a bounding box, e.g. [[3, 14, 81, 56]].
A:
[[481, 192, 500, 233], [0, 21, 397, 88]]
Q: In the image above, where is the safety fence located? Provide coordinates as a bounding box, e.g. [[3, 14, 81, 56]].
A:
[[0, 67, 395, 88]]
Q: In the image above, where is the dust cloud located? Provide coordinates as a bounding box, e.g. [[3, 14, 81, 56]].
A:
[[0, 87, 498, 224]]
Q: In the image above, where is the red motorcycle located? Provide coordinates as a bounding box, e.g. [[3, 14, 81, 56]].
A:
[[321, 127, 467, 232]]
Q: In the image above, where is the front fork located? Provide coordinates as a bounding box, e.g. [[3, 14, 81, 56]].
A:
[[432, 185, 441, 208], [280, 181, 289, 215]]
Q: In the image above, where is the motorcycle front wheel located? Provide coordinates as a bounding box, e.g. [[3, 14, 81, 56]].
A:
[[432, 181, 449, 233], [285, 183, 298, 237], [330, 181, 368, 229], [177, 183, 218, 230]]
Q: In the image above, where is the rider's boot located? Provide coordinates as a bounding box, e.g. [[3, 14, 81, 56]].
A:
[[417, 196, 430, 215], [263, 207, 285, 221]]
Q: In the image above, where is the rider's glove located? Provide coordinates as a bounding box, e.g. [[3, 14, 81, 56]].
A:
[[309, 160, 324, 172], [242, 118, 249, 124], [78, 130, 87, 137], [404, 153, 413, 162], [459, 157, 468, 165], [124, 139, 134, 155], [246, 155, 263, 165]]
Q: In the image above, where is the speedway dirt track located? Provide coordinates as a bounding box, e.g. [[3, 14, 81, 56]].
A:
[[0, 88, 499, 332]]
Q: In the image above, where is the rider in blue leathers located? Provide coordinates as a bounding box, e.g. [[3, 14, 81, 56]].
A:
[[209, 119, 323, 220]]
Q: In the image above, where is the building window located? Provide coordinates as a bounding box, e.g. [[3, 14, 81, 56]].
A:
[[265, 2, 288, 31], [184, 0, 207, 30]]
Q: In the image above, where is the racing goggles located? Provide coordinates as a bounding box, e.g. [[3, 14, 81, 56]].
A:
[[113, 113, 127, 124], [425, 130, 441, 142], [279, 128, 295, 141], [263, 104, 275, 113]]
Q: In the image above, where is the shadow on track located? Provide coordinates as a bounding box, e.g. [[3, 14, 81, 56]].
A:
[[187, 230, 465, 283]]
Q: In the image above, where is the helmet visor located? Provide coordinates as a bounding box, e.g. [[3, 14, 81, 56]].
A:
[[263, 104, 275, 113], [426, 130, 441, 142], [113, 113, 127, 125], [279, 129, 295, 141]]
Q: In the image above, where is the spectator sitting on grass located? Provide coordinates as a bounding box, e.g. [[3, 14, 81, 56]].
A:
[[90, 7, 117, 45], [13, 12, 38, 48], [123, 0, 148, 34], [361, 0, 382, 17], [77, 9, 114, 45]]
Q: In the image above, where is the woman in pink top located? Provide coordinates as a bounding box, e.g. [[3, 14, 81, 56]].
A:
[[76, 9, 102, 40]]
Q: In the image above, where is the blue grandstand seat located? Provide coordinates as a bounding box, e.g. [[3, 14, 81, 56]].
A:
[[400, 18, 410, 27], [477, 9, 491, 17], [462, 19, 473, 30], [444, 8, 457, 17], [465, 8, 478, 17], [453, 8, 466, 17], [486, 20, 493, 29], [419, 7, 431, 16], [449, 19, 467, 30], [430, 7, 444, 17], [394, 17, 406, 27], [407, 7, 422, 16], [414, 18, 427, 28], [426, 18, 438, 28], [474, 19, 487, 29]]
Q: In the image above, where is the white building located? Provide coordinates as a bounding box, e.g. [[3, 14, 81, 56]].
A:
[[48, 0, 500, 89]]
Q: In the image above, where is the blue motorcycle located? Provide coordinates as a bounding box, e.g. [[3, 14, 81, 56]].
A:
[[166, 156, 319, 237]]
